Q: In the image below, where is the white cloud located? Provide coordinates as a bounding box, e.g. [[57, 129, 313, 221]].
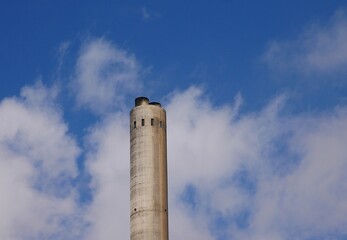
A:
[[249, 109, 347, 239], [263, 9, 347, 77], [83, 85, 346, 240], [73, 38, 142, 114], [0, 83, 84, 239], [3, 80, 347, 240], [84, 113, 130, 240], [3, 33, 347, 239], [165, 88, 347, 240]]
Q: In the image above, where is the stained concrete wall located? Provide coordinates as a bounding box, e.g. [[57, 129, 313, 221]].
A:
[[130, 97, 168, 240]]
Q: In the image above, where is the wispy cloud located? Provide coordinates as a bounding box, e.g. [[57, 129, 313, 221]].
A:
[[142, 7, 150, 20], [73, 38, 142, 114], [263, 9, 347, 78], [58, 42, 70, 67]]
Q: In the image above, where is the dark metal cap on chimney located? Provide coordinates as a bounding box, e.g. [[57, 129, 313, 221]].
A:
[[149, 102, 162, 107], [135, 97, 149, 106]]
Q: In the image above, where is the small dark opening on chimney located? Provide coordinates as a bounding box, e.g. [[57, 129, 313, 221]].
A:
[[141, 119, 145, 126], [134, 208, 137, 211], [160, 121, 162, 128], [151, 118, 154, 126], [134, 121, 136, 129]]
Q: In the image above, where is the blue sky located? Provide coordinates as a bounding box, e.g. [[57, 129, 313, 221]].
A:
[[1, 1, 347, 240]]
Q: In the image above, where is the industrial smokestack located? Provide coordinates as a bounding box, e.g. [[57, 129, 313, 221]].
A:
[[130, 97, 169, 240]]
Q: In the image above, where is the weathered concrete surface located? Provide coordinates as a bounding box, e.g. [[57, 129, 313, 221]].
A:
[[130, 97, 168, 240]]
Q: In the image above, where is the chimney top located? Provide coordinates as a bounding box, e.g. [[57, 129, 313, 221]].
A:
[[135, 97, 162, 107]]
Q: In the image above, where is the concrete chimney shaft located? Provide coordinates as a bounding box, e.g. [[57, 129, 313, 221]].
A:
[[130, 97, 168, 240]]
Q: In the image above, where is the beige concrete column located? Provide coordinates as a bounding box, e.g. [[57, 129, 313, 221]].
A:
[[130, 97, 168, 240]]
